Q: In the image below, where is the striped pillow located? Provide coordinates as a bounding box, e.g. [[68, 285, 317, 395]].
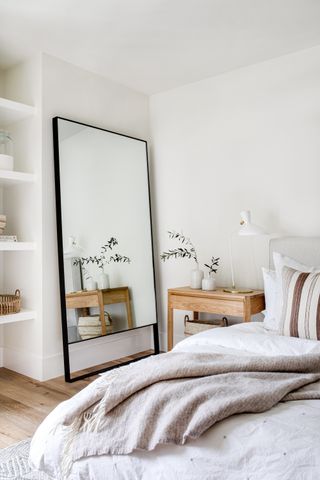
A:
[[280, 266, 320, 340]]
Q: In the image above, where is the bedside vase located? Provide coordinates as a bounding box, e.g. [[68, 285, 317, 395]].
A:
[[202, 276, 216, 291], [190, 266, 204, 289]]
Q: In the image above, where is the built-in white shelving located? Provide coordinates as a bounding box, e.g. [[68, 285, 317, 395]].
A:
[[0, 70, 39, 378], [0, 242, 36, 251], [0, 309, 36, 325], [0, 169, 36, 186], [0, 97, 35, 125]]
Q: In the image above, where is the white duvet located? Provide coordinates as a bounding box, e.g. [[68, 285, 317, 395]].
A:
[[30, 323, 320, 480]]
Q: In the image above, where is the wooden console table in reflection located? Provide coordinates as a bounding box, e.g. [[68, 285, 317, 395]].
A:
[[65, 287, 133, 335]]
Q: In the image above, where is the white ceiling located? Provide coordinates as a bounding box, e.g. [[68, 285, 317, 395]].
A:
[[1, 0, 320, 95]]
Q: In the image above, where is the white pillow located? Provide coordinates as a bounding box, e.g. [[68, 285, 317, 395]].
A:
[[261, 268, 277, 331], [273, 252, 317, 331]]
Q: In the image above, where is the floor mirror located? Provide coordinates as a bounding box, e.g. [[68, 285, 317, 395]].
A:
[[53, 117, 159, 382]]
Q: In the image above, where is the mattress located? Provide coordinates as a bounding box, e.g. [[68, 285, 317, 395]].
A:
[[29, 322, 320, 480]]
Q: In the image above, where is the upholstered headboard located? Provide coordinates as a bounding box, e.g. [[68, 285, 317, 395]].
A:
[[269, 236, 320, 269]]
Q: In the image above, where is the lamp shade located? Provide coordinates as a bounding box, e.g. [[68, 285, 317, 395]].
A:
[[63, 235, 83, 258], [238, 210, 266, 236]]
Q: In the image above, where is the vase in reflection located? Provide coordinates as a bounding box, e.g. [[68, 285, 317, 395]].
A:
[[97, 272, 110, 290], [85, 278, 97, 291]]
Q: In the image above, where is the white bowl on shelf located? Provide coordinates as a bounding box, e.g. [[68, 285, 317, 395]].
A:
[[0, 154, 13, 171]]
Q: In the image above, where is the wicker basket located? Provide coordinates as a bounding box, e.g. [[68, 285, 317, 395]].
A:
[[184, 315, 228, 336], [78, 312, 113, 340], [0, 289, 21, 315]]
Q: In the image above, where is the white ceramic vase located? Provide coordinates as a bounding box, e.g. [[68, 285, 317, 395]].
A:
[[0, 154, 13, 171], [202, 275, 216, 291], [97, 272, 110, 290], [85, 278, 97, 291], [190, 266, 204, 289]]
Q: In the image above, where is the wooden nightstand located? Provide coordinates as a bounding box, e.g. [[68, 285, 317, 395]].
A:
[[167, 287, 265, 350]]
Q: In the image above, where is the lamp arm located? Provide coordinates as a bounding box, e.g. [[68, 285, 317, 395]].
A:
[[228, 236, 236, 290]]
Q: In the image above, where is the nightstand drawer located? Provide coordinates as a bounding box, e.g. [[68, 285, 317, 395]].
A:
[[169, 294, 244, 316]]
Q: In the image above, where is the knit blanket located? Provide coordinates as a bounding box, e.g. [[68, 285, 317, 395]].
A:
[[58, 352, 320, 476]]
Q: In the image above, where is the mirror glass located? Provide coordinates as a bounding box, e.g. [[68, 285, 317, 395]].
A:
[[55, 118, 157, 347]]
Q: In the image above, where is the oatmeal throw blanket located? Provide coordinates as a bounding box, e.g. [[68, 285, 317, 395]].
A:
[[59, 352, 320, 473]]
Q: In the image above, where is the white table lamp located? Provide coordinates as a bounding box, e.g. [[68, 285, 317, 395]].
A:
[[224, 210, 266, 294], [63, 235, 83, 258]]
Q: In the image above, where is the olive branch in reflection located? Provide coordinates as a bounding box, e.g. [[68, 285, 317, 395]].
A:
[[73, 237, 131, 278]]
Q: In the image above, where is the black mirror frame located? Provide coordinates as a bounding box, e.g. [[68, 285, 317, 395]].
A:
[[52, 116, 160, 382]]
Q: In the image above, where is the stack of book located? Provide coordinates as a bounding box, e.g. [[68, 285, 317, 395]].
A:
[[0, 235, 17, 242], [0, 214, 17, 242], [0, 214, 6, 234]]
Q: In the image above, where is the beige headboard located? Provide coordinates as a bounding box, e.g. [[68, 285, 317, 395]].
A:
[[269, 236, 320, 269]]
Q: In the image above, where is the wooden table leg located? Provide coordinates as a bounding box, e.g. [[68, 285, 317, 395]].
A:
[[167, 303, 174, 351], [125, 290, 133, 329], [97, 291, 107, 335], [243, 297, 251, 322]]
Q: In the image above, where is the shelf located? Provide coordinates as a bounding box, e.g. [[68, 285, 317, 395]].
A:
[[0, 309, 36, 325], [0, 242, 36, 251], [0, 170, 35, 186], [0, 97, 35, 126]]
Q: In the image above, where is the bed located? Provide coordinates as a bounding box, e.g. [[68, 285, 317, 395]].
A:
[[29, 237, 320, 480]]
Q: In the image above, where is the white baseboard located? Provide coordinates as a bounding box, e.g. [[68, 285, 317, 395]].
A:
[[42, 350, 64, 381], [3, 346, 43, 380]]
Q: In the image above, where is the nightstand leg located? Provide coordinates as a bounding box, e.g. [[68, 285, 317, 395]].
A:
[[167, 305, 173, 351], [243, 298, 251, 322], [98, 291, 107, 335]]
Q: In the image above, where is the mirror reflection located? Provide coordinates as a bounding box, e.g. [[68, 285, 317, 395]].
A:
[[56, 118, 157, 344]]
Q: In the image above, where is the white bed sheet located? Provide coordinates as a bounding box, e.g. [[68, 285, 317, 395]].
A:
[[30, 323, 320, 480]]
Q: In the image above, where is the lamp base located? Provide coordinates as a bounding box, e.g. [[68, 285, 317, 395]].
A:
[[223, 287, 254, 294]]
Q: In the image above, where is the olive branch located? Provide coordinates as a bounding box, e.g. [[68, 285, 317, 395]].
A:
[[204, 256, 220, 275], [160, 230, 198, 265]]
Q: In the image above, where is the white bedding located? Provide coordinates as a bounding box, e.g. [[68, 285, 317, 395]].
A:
[[30, 323, 320, 480]]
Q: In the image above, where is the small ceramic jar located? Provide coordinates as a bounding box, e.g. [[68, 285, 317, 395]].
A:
[[202, 275, 216, 291], [97, 272, 110, 290]]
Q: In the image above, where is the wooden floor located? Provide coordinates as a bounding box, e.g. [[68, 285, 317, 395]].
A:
[[0, 350, 152, 448]]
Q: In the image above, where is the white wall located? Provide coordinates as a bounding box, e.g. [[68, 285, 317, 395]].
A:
[[3, 45, 320, 376], [150, 46, 320, 349], [41, 54, 152, 379]]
